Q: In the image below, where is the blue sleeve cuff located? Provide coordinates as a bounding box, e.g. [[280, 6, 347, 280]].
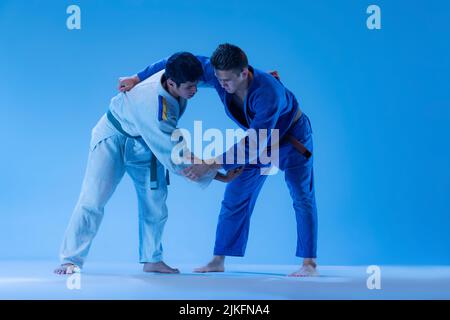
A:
[[136, 71, 146, 82]]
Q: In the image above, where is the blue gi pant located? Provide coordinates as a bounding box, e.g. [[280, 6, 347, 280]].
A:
[[214, 113, 318, 258], [59, 115, 168, 267]]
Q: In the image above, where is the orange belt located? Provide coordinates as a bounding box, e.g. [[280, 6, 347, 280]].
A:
[[268, 70, 312, 159], [283, 108, 312, 159]]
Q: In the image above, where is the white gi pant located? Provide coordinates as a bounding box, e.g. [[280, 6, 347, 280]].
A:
[[59, 115, 168, 267]]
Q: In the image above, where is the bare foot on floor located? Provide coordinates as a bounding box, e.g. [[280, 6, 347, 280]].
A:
[[54, 263, 80, 275], [143, 261, 180, 274], [288, 264, 319, 277], [194, 256, 225, 273]]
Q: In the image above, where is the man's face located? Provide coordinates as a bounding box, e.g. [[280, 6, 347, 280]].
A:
[[171, 80, 198, 99], [214, 69, 248, 94]]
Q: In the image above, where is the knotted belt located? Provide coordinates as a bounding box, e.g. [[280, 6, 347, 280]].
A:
[[107, 111, 169, 189], [282, 108, 312, 159]]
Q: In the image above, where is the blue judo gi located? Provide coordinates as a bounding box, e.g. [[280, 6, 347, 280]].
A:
[[138, 57, 318, 258]]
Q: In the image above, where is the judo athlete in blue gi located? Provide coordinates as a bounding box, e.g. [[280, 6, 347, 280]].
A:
[[119, 44, 318, 277], [54, 52, 240, 275]]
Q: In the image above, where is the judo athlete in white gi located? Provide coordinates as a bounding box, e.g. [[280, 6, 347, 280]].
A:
[[55, 52, 239, 275]]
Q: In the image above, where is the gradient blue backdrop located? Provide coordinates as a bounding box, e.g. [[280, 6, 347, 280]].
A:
[[1, 0, 449, 267]]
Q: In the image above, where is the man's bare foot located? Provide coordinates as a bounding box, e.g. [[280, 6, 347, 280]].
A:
[[54, 263, 80, 275], [288, 258, 318, 277], [143, 261, 180, 274], [288, 264, 319, 277], [194, 255, 225, 273]]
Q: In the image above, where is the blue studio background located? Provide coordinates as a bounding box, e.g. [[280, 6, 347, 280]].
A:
[[1, 0, 449, 267]]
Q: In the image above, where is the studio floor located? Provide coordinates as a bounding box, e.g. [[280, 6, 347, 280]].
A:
[[0, 261, 449, 300]]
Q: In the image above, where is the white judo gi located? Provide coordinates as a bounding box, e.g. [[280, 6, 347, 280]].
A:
[[60, 70, 214, 267]]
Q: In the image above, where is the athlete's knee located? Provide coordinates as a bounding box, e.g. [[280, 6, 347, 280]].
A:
[[293, 194, 317, 213], [139, 207, 168, 223]]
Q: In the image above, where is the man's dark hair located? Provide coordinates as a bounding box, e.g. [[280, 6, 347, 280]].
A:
[[165, 52, 203, 86], [210, 43, 248, 73]]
